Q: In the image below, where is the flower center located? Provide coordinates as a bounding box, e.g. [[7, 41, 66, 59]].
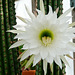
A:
[[39, 29, 54, 46], [42, 36, 51, 46]]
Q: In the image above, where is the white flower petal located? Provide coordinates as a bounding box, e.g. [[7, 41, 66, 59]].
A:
[[40, 0, 45, 14], [7, 30, 25, 33], [60, 56, 70, 67], [17, 50, 26, 60], [46, 55, 53, 64], [33, 54, 41, 66], [58, 16, 72, 24], [25, 55, 34, 69], [22, 43, 41, 50], [13, 25, 26, 31], [69, 22, 75, 27], [40, 48, 48, 59], [17, 16, 27, 23], [36, 9, 42, 15], [66, 42, 75, 52], [55, 7, 59, 13], [50, 63, 53, 73], [13, 25, 26, 29], [14, 34, 24, 39], [43, 59, 47, 75], [25, 5, 35, 19], [20, 50, 31, 61], [9, 40, 26, 49], [29, 48, 40, 55], [54, 56, 62, 69], [58, 7, 74, 20], [48, 5, 53, 14], [67, 27, 75, 33]]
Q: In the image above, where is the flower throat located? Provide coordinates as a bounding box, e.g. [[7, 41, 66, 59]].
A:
[[39, 29, 54, 46]]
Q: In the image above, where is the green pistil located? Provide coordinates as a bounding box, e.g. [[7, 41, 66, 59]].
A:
[[39, 29, 54, 40]]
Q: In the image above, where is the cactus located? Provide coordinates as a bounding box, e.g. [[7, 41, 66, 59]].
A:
[[0, 0, 21, 75], [8, 0, 21, 74]]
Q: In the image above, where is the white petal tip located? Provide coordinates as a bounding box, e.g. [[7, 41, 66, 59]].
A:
[[40, 0, 45, 14], [60, 66, 62, 69], [6, 30, 9, 32], [49, 5, 51, 8], [17, 57, 20, 60], [14, 37, 17, 39], [72, 7, 74, 9], [9, 47, 12, 49], [6, 30, 13, 33], [24, 67, 26, 70], [20, 59, 23, 62], [56, 7, 59, 13], [33, 64, 35, 67], [20, 56, 26, 62]]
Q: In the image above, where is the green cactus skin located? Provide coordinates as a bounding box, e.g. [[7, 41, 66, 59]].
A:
[[53, 62, 59, 75], [0, 0, 21, 75], [36, 63, 39, 75], [37, 0, 40, 9], [49, 0, 52, 7], [0, 0, 8, 74], [40, 60, 44, 75], [54, 0, 57, 11], [8, 0, 21, 74], [2, 0, 15, 74], [57, 0, 63, 17], [43, 0, 48, 14]]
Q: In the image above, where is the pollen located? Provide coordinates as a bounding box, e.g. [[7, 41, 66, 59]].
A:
[[42, 36, 51, 46]]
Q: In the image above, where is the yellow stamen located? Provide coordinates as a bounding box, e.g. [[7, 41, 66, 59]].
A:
[[42, 36, 51, 46]]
